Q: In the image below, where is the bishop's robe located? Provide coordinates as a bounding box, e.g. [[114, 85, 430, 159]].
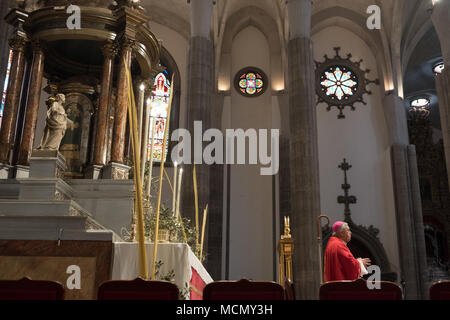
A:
[[324, 236, 361, 282]]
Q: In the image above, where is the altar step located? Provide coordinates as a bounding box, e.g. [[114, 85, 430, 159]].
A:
[[0, 151, 126, 242], [0, 200, 116, 242]]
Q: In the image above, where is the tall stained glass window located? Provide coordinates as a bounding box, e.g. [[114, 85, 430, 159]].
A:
[[0, 48, 13, 129], [148, 70, 171, 162]]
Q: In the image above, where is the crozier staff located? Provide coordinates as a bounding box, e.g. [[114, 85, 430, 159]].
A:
[[324, 221, 371, 282]]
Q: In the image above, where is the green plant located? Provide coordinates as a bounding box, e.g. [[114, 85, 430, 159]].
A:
[[154, 260, 189, 300], [144, 204, 182, 241], [143, 203, 206, 263]]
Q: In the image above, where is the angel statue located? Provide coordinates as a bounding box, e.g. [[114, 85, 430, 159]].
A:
[[37, 93, 73, 151]]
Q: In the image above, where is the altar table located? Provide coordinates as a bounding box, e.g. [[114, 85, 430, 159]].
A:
[[112, 242, 213, 300]]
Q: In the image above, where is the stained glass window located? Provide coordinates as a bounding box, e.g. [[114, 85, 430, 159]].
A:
[[148, 71, 171, 162], [320, 66, 358, 102], [234, 68, 267, 97], [0, 48, 13, 129]]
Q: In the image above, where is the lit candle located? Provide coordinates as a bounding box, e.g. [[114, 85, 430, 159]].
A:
[[146, 117, 156, 198], [172, 162, 178, 215], [175, 168, 183, 217]]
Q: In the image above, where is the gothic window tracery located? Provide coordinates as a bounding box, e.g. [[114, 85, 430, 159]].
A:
[[234, 67, 268, 97], [315, 47, 379, 119]]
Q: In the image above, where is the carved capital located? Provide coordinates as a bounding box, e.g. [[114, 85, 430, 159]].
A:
[[8, 36, 27, 53], [101, 41, 118, 59], [121, 37, 136, 50]]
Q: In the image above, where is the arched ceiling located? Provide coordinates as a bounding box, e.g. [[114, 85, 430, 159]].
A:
[[404, 27, 443, 130]]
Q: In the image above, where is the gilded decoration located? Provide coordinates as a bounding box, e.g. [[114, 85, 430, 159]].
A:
[[6, 0, 161, 174]]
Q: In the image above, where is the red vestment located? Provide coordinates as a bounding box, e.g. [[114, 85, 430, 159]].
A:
[[324, 236, 361, 282]]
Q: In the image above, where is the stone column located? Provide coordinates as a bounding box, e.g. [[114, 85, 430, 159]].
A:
[[88, 41, 116, 179], [383, 93, 428, 299], [433, 2, 450, 188], [0, 36, 26, 166], [182, 0, 214, 226], [17, 41, 45, 168], [436, 68, 450, 187], [431, 1, 450, 66], [104, 38, 133, 179], [286, 0, 321, 300]]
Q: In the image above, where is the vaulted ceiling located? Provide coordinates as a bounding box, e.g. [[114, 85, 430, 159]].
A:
[[142, 0, 442, 127]]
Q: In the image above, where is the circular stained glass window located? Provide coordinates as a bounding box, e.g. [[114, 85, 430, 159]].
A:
[[319, 66, 359, 102], [234, 67, 268, 97]]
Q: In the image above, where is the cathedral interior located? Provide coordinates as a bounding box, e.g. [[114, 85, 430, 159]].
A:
[[0, 0, 449, 300]]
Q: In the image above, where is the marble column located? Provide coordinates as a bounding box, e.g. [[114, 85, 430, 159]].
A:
[[89, 42, 116, 179], [0, 36, 26, 165], [286, 0, 321, 300], [17, 41, 45, 167], [383, 93, 428, 299], [111, 39, 132, 164], [182, 0, 214, 227], [0, 1, 13, 95], [105, 38, 133, 179]]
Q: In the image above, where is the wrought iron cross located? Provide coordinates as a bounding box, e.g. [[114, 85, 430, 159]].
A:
[[337, 158, 357, 221]]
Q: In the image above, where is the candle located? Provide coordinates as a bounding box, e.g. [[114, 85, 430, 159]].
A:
[[172, 162, 178, 215], [200, 204, 208, 261], [141, 98, 151, 182], [146, 118, 156, 198], [138, 83, 145, 151], [175, 168, 183, 217]]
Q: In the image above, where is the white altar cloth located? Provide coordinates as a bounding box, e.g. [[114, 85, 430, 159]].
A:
[[112, 242, 213, 296]]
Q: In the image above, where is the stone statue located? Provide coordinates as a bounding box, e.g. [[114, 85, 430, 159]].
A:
[[38, 94, 73, 151]]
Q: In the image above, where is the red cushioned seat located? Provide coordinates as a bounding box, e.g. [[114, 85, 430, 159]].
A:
[[319, 278, 402, 300], [203, 278, 284, 300], [0, 277, 64, 300], [97, 278, 179, 300], [430, 281, 450, 300]]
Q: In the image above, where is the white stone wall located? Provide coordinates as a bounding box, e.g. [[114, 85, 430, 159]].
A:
[[224, 26, 280, 281], [313, 26, 401, 275]]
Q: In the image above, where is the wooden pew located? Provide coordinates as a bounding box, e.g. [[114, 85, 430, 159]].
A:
[[319, 278, 402, 300], [203, 278, 284, 300], [430, 280, 450, 300], [98, 278, 179, 300], [0, 277, 64, 300]]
